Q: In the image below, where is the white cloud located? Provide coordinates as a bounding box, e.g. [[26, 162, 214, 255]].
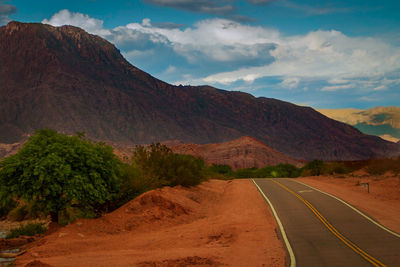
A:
[[42, 11, 277, 67], [124, 18, 279, 63], [41, 10, 400, 96], [42, 9, 110, 36], [321, 84, 353, 91], [201, 29, 400, 91], [280, 77, 300, 89], [0, 3, 17, 25], [163, 65, 177, 74], [373, 85, 386, 91]]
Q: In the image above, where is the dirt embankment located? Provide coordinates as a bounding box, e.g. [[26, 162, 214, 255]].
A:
[[15, 179, 285, 267], [298, 175, 400, 234]]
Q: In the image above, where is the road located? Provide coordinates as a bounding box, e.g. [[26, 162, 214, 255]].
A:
[[253, 178, 400, 267]]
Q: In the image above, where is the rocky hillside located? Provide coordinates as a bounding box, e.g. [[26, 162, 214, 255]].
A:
[[0, 21, 399, 160], [318, 107, 400, 143], [0, 142, 23, 159], [171, 136, 302, 170]]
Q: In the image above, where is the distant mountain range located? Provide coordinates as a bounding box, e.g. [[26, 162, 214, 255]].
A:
[[0, 21, 399, 161], [318, 107, 400, 143]]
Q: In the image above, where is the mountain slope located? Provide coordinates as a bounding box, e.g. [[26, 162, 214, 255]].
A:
[[318, 107, 400, 143], [0, 21, 399, 160], [171, 136, 302, 170]]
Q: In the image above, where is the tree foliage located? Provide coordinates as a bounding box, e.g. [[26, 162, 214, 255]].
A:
[[302, 160, 324, 176], [131, 143, 205, 187], [0, 129, 122, 222]]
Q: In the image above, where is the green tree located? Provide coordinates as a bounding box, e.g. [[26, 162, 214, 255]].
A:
[[0, 129, 122, 222]]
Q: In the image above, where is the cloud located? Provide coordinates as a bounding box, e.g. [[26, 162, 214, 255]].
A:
[[280, 77, 300, 89], [373, 85, 386, 91], [247, 0, 271, 5], [143, 0, 252, 22], [42, 9, 110, 36], [42, 10, 400, 99], [201, 29, 400, 91], [321, 84, 352, 91], [278, 1, 349, 15], [247, 0, 350, 15], [0, 3, 17, 25]]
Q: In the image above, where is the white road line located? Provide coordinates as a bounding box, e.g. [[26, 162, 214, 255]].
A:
[[292, 179, 400, 238], [252, 179, 296, 267]]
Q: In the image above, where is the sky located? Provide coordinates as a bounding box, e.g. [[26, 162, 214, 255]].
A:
[[1, 0, 400, 109]]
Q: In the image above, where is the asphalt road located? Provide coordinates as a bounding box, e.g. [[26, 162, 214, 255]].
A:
[[253, 178, 400, 267]]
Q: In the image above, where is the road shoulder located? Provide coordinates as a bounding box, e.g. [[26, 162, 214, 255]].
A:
[[297, 176, 400, 234]]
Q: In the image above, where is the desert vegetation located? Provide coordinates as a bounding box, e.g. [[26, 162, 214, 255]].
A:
[[1, 129, 398, 226], [0, 130, 206, 224], [206, 156, 400, 180], [6, 222, 47, 239]]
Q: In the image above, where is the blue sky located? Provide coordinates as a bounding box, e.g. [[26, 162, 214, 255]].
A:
[[1, 0, 399, 109]]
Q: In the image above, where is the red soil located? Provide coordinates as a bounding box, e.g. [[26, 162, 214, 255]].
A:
[[298, 175, 400, 233], [15, 179, 285, 267]]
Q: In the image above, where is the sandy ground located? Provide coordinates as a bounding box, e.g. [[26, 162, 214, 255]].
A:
[[298, 174, 400, 234], [15, 179, 285, 267]]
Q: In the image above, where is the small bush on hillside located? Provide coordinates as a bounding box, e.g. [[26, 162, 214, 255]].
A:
[[6, 223, 47, 239]]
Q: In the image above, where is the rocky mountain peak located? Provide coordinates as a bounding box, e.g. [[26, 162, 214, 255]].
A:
[[0, 22, 399, 160]]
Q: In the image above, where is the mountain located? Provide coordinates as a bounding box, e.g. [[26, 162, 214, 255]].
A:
[[170, 136, 302, 170], [0, 142, 23, 159], [318, 107, 400, 143], [0, 21, 399, 161]]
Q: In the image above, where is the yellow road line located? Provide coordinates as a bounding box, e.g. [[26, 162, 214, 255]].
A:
[[293, 179, 400, 238], [272, 179, 387, 267]]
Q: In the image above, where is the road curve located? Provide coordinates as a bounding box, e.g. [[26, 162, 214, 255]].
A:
[[253, 178, 400, 267]]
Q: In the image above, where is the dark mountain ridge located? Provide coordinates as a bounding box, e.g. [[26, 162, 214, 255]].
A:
[[1, 21, 399, 160]]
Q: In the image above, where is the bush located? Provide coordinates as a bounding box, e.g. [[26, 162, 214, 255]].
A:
[[302, 160, 324, 176], [6, 223, 47, 239], [7, 205, 28, 221], [323, 162, 350, 175], [0, 129, 123, 222], [208, 164, 233, 175], [365, 157, 400, 175], [231, 164, 301, 178], [165, 154, 206, 186], [121, 143, 205, 199], [233, 168, 258, 178], [0, 197, 16, 218]]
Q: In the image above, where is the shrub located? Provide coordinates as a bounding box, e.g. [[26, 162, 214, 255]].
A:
[[0, 197, 16, 218], [365, 157, 400, 175], [232, 164, 301, 178], [7, 205, 28, 221], [302, 160, 324, 176], [6, 223, 47, 239], [233, 168, 258, 178], [324, 162, 350, 175], [208, 164, 233, 175], [0, 129, 123, 222], [128, 143, 205, 189]]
